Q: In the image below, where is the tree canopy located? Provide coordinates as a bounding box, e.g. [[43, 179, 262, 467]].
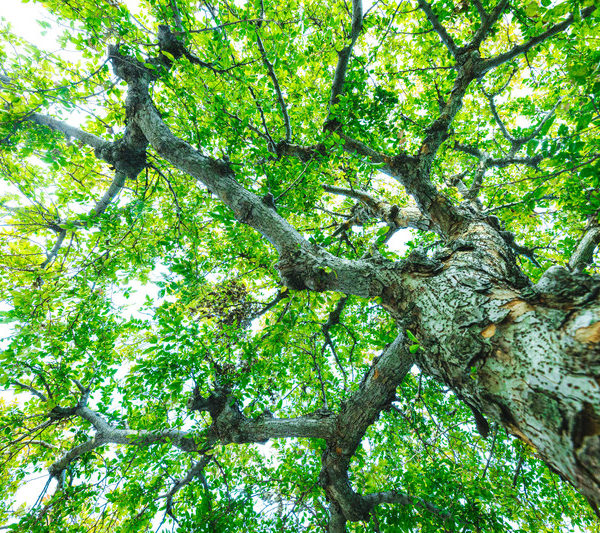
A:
[[0, 0, 599, 531]]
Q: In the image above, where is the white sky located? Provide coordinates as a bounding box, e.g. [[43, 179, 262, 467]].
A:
[[0, 0, 57, 46]]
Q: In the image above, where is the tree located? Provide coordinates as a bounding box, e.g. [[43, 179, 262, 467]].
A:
[[0, 0, 599, 530]]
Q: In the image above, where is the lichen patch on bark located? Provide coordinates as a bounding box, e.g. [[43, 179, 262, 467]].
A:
[[489, 287, 520, 301]]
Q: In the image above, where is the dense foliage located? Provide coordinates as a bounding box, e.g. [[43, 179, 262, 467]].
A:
[[0, 0, 599, 531]]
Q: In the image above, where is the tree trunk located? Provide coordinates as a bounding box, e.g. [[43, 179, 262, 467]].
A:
[[387, 221, 600, 510]]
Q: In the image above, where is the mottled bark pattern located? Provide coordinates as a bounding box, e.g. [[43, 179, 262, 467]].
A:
[[395, 223, 600, 509]]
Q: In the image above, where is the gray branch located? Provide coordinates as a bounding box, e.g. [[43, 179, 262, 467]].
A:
[[169, 0, 184, 32], [187, 386, 336, 443], [417, 0, 458, 58], [91, 171, 127, 216], [47, 394, 338, 489], [38, 171, 126, 269], [11, 380, 48, 402], [363, 490, 451, 520], [320, 333, 414, 522], [255, 27, 292, 142], [453, 142, 542, 170], [569, 221, 600, 272], [162, 457, 211, 516], [128, 66, 394, 297], [40, 228, 66, 269], [483, 86, 561, 155], [28, 113, 107, 150], [470, 0, 509, 49], [471, 0, 488, 21], [22, 102, 141, 269], [328, 0, 364, 109], [485, 92, 515, 144], [323, 185, 433, 231], [48, 406, 205, 481]]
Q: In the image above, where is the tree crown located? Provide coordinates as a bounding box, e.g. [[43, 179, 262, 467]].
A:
[[0, 0, 599, 531]]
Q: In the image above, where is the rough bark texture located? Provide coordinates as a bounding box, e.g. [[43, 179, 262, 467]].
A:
[[392, 223, 600, 510]]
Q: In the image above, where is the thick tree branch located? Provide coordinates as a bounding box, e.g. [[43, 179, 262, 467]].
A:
[[187, 386, 336, 443], [363, 490, 451, 520], [17, 109, 140, 268], [90, 171, 127, 216], [398, 0, 592, 234], [519, 98, 562, 145], [46, 385, 338, 491], [417, 4, 594, 205], [471, 0, 488, 22], [22, 111, 143, 181], [329, 131, 463, 234], [418, 49, 479, 167], [466, 156, 489, 202], [323, 184, 434, 231], [36, 171, 126, 269], [116, 54, 397, 297], [320, 333, 414, 522], [271, 135, 452, 233], [335, 131, 391, 169], [470, 0, 509, 49], [48, 436, 104, 485], [417, 0, 458, 58], [569, 221, 600, 272], [485, 92, 515, 144], [27, 113, 107, 150], [169, 0, 184, 32]]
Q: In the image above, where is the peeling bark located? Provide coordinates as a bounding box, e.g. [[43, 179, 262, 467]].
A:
[[396, 223, 600, 509]]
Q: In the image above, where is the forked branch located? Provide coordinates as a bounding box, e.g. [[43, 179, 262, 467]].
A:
[[478, 6, 596, 75], [324, 184, 434, 231]]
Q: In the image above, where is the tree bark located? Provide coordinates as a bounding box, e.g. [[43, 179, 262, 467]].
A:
[[385, 222, 600, 511]]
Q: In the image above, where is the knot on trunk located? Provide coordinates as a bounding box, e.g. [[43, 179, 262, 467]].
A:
[[157, 25, 185, 61], [277, 251, 338, 292], [108, 45, 151, 83], [402, 247, 443, 275], [95, 138, 146, 179], [187, 385, 230, 416], [535, 265, 599, 305]]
